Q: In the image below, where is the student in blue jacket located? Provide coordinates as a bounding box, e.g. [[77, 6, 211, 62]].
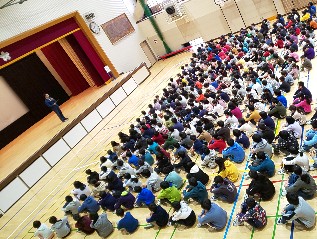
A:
[[249, 151, 275, 177], [78, 194, 100, 214], [222, 139, 245, 163], [116, 208, 139, 234], [302, 120, 317, 151], [183, 177, 208, 203], [134, 186, 155, 207]]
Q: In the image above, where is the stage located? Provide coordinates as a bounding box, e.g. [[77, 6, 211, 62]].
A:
[[0, 63, 150, 192]]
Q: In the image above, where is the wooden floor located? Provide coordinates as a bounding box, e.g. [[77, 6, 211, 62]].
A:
[[0, 51, 317, 239]]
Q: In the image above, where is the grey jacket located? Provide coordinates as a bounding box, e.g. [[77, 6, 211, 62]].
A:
[[90, 213, 113, 238], [51, 217, 70, 238]]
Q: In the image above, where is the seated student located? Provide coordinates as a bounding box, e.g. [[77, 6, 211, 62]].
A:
[[116, 208, 139, 234], [78, 194, 100, 214], [86, 169, 100, 184], [208, 136, 227, 153], [268, 98, 287, 119], [216, 157, 240, 183], [134, 186, 155, 207], [197, 126, 212, 144], [33, 221, 54, 239], [300, 55, 312, 71], [71, 181, 91, 200], [98, 191, 116, 211], [294, 94, 312, 114], [162, 167, 183, 189], [259, 111, 275, 130], [238, 118, 253, 136], [126, 151, 139, 168], [245, 105, 261, 125], [152, 131, 165, 145], [273, 130, 299, 155], [90, 179, 107, 197], [210, 176, 237, 203], [233, 129, 250, 149], [90, 212, 113, 238], [245, 171, 275, 201], [277, 192, 316, 228], [279, 76, 291, 93], [274, 89, 288, 108], [174, 150, 193, 173], [122, 173, 140, 188], [197, 199, 227, 230], [105, 173, 124, 193], [282, 148, 310, 172], [99, 166, 115, 180], [135, 159, 153, 175], [213, 120, 231, 141], [173, 142, 188, 157], [302, 120, 317, 151], [139, 148, 154, 166], [49, 216, 71, 238], [186, 162, 209, 185], [251, 134, 273, 158], [201, 147, 218, 168], [249, 151, 275, 178], [145, 203, 169, 229], [142, 169, 163, 192], [257, 123, 275, 144], [114, 190, 135, 210], [285, 166, 317, 200], [169, 201, 196, 227], [190, 135, 205, 155], [147, 139, 160, 154], [157, 181, 181, 204], [224, 110, 239, 129], [62, 196, 81, 220], [183, 177, 208, 204], [116, 160, 136, 178], [233, 197, 267, 229], [75, 215, 95, 235], [222, 138, 245, 163]]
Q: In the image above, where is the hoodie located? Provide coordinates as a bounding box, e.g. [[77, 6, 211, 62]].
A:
[[268, 102, 286, 118], [90, 213, 113, 238], [78, 196, 100, 214], [165, 171, 184, 189], [222, 142, 245, 163], [218, 160, 239, 182], [51, 217, 70, 238], [136, 188, 155, 205], [62, 198, 81, 215], [158, 186, 181, 203], [252, 139, 273, 158], [114, 191, 135, 210], [183, 181, 208, 203], [146, 172, 163, 192], [249, 155, 275, 177], [211, 178, 237, 203]]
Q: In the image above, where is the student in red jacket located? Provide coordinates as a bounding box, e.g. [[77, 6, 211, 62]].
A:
[[75, 215, 95, 235], [275, 36, 284, 48], [208, 136, 227, 153]]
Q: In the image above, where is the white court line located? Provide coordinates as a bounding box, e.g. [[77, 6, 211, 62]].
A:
[[72, 161, 99, 171], [7, 58, 188, 239]]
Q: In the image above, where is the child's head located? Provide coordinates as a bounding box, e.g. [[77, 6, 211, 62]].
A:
[[49, 216, 58, 224], [65, 195, 73, 203], [33, 221, 41, 228], [115, 208, 125, 217]]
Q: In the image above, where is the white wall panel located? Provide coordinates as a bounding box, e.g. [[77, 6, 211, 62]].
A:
[[132, 66, 150, 85], [43, 139, 71, 166], [63, 123, 87, 148], [110, 87, 127, 106], [0, 178, 28, 212], [19, 157, 51, 187], [122, 78, 138, 95], [96, 98, 116, 118], [80, 110, 103, 132]]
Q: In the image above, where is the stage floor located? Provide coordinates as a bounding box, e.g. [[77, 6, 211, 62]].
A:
[[0, 72, 132, 185]]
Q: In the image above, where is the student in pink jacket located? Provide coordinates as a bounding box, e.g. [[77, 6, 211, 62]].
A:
[[294, 94, 312, 114]]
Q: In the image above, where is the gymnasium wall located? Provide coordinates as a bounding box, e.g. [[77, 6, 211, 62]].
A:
[[0, 0, 151, 73], [137, 0, 286, 56]]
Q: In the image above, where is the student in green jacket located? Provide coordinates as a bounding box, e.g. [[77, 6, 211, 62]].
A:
[[157, 181, 181, 204]]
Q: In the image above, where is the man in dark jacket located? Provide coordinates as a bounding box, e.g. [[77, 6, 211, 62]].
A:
[[293, 81, 312, 100]]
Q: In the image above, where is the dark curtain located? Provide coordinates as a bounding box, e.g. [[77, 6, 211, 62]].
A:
[[66, 34, 105, 87], [41, 41, 90, 95], [0, 53, 69, 149], [73, 30, 111, 84]]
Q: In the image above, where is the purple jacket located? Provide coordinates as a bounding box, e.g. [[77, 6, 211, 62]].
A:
[[304, 48, 315, 60], [114, 192, 135, 210]]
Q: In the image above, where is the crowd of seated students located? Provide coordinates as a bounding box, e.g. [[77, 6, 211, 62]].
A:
[[33, 3, 317, 238]]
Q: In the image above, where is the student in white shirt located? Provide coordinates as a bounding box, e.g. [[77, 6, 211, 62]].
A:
[[33, 221, 54, 239]]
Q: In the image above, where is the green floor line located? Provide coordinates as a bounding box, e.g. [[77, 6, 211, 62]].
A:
[[271, 174, 285, 239], [169, 225, 178, 239], [155, 207, 173, 239]]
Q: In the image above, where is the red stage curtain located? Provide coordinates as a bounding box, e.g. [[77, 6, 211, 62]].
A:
[[66, 34, 105, 86], [0, 18, 79, 67], [73, 30, 111, 84], [41, 42, 90, 95]]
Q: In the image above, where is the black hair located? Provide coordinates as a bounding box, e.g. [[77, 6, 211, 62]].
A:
[[286, 192, 299, 205], [213, 175, 224, 184], [201, 198, 212, 210], [134, 186, 142, 193], [245, 197, 256, 208], [141, 169, 151, 178], [293, 164, 303, 175], [160, 181, 170, 189], [33, 221, 41, 228], [49, 216, 58, 224], [188, 177, 198, 187], [116, 208, 125, 217], [79, 194, 87, 201], [171, 201, 181, 211]]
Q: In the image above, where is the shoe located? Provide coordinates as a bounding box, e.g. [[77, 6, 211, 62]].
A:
[[233, 218, 243, 226], [243, 194, 249, 201], [276, 217, 284, 225], [277, 168, 285, 175], [197, 223, 202, 228], [210, 196, 218, 201], [62, 118, 69, 122], [281, 189, 287, 197], [144, 223, 155, 229], [167, 222, 172, 227], [157, 199, 161, 205]]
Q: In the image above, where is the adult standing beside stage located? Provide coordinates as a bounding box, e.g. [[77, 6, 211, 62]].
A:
[[44, 93, 68, 122]]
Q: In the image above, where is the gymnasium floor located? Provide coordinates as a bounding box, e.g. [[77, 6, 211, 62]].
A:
[[1, 50, 317, 239]]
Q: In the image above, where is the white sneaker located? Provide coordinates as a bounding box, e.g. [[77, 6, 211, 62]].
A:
[[197, 223, 202, 228], [157, 199, 161, 205], [281, 189, 287, 197], [277, 168, 285, 175], [233, 218, 244, 226], [210, 196, 218, 201], [167, 222, 172, 227], [243, 194, 249, 201], [276, 217, 284, 225]]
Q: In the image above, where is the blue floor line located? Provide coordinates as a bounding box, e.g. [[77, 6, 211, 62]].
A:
[[290, 221, 295, 239], [223, 160, 249, 239]]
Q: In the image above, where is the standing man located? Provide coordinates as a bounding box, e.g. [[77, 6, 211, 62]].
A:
[[44, 94, 68, 122]]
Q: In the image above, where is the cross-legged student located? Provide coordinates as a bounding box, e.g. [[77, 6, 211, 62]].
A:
[[33, 221, 54, 239], [145, 203, 169, 229], [78, 194, 100, 214], [245, 171, 275, 201], [49, 216, 71, 238], [90, 212, 114, 238], [157, 181, 181, 204], [277, 192, 316, 229], [197, 199, 227, 230], [75, 215, 95, 235], [115, 208, 139, 234], [169, 201, 196, 227], [134, 186, 155, 207], [62, 195, 81, 220], [183, 177, 208, 204], [210, 175, 237, 203]]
